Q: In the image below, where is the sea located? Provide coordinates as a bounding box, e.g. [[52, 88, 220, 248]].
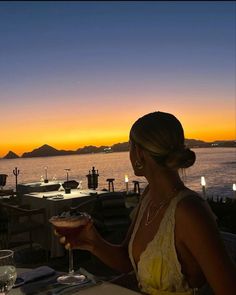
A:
[[0, 148, 235, 199]]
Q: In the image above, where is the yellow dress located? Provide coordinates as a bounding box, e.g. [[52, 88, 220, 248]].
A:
[[128, 189, 199, 295]]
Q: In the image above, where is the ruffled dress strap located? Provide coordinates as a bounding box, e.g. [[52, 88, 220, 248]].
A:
[[129, 189, 199, 295]]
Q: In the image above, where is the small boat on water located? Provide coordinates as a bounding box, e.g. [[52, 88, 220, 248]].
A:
[[103, 147, 113, 153]]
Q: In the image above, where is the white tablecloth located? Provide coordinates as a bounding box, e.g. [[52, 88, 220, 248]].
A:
[[22, 189, 105, 257], [23, 189, 102, 216]]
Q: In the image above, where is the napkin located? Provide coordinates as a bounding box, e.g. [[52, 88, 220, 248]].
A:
[[17, 266, 56, 284], [20, 275, 101, 295]]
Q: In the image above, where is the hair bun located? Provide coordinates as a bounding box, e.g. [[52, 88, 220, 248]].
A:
[[165, 148, 196, 169]]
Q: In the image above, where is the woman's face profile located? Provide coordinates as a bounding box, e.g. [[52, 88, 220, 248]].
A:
[[129, 139, 136, 172], [129, 140, 144, 176]]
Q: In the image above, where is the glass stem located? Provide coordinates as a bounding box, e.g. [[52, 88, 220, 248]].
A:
[[68, 248, 74, 275]]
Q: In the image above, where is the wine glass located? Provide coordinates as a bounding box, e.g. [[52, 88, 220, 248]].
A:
[[0, 250, 17, 294], [77, 181, 83, 190], [49, 212, 90, 285]]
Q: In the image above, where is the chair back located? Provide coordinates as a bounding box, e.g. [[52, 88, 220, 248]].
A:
[[0, 202, 47, 251], [92, 192, 131, 234], [0, 206, 9, 249], [0, 174, 8, 187], [221, 231, 236, 262]]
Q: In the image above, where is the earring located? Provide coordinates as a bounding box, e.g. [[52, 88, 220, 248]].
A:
[[135, 160, 143, 170]]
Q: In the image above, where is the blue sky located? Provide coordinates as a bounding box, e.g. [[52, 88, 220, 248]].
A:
[[0, 1, 235, 156]]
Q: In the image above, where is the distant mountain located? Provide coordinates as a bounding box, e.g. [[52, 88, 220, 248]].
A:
[[112, 142, 130, 152], [185, 139, 209, 148], [186, 139, 236, 148], [21, 144, 76, 158], [2, 139, 235, 159], [3, 151, 19, 159]]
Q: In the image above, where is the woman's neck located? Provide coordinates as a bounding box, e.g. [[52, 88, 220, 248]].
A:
[[145, 169, 185, 202]]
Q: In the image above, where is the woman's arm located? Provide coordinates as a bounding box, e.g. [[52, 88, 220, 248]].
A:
[[58, 220, 133, 273], [177, 197, 236, 295], [58, 189, 145, 273], [59, 203, 141, 274]]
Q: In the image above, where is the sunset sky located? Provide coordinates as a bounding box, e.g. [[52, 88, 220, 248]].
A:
[[0, 1, 235, 157]]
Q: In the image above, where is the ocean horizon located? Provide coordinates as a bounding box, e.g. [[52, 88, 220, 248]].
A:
[[1, 147, 235, 199], [1, 139, 236, 159]]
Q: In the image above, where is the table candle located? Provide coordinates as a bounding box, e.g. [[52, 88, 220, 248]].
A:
[[64, 169, 71, 194], [125, 175, 129, 193], [44, 166, 48, 183], [233, 183, 236, 199], [201, 176, 206, 199]]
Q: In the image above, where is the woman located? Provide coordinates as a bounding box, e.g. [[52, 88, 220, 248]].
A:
[[57, 111, 236, 294]]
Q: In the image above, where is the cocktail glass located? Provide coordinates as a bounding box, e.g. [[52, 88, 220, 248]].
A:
[[0, 250, 17, 294], [49, 212, 90, 285]]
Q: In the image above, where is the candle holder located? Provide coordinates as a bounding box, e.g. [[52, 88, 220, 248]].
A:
[[64, 187, 71, 194], [64, 169, 71, 194], [86, 167, 99, 190], [13, 167, 20, 193]]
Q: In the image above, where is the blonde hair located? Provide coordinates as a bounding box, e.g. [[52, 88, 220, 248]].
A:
[[130, 111, 196, 169]]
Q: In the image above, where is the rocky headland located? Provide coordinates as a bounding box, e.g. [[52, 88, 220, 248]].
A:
[[2, 140, 235, 159]]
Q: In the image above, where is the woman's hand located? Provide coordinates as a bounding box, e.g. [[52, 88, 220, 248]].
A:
[[54, 219, 98, 253], [54, 217, 133, 273]]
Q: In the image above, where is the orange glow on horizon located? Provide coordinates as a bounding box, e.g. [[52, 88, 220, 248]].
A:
[[2, 126, 235, 158], [1, 91, 235, 158]]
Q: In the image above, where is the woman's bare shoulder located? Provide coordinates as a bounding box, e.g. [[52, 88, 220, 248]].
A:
[[175, 190, 236, 294], [176, 189, 217, 230]]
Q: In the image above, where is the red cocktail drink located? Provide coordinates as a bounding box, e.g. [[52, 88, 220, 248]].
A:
[[49, 211, 91, 285], [55, 226, 86, 248], [50, 212, 90, 248]]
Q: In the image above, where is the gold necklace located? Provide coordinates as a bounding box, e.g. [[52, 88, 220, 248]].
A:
[[145, 190, 177, 226]]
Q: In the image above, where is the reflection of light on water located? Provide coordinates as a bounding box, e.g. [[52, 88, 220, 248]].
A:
[[1, 148, 235, 197]]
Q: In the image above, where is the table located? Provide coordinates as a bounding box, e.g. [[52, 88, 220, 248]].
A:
[[10, 281, 141, 295], [23, 189, 104, 215], [10, 268, 141, 295], [22, 189, 106, 257]]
